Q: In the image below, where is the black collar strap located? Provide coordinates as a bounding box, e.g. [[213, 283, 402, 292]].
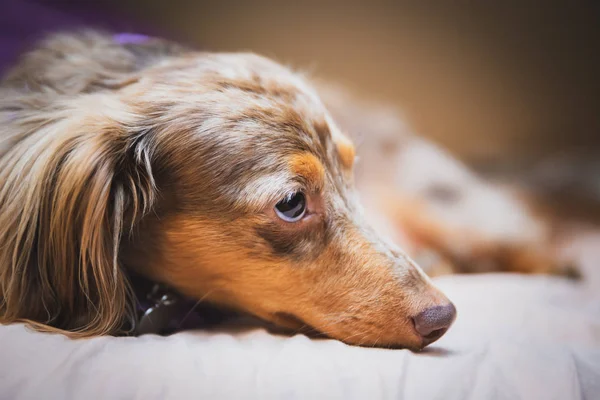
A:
[[129, 273, 234, 335]]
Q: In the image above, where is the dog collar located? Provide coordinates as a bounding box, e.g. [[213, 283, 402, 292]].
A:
[[134, 282, 185, 335], [130, 271, 202, 335], [131, 274, 232, 335]]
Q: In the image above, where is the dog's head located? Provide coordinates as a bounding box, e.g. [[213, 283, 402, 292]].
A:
[[0, 32, 454, 349]]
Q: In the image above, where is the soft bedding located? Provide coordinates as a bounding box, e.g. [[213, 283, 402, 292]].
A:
[[1, 231, 599, 400]]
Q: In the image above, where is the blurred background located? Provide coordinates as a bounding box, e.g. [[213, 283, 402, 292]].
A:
[[116, 2, 600, 167], [2, 0, 599, 216]]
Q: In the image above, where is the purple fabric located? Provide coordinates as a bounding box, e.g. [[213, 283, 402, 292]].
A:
[[113, 32, 151, 45], [0, 0, 158, 75]]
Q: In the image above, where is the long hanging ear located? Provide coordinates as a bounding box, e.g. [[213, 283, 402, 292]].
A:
[[0, 92, 156, 337]]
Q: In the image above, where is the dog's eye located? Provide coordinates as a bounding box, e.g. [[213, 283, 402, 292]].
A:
[[275, 192, 306, 222]]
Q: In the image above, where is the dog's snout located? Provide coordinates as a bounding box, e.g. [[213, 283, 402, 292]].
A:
[[412, 302, 456, 347]]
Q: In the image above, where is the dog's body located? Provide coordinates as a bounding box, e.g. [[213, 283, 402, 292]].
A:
[[319, 84, 571, 277], [0, 31, 569, 349]]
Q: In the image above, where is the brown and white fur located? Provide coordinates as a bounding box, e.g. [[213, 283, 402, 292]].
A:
[[0, 31, 571, 349]]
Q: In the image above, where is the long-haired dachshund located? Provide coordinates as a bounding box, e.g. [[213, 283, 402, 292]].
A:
[[0, 31, 573, 349]]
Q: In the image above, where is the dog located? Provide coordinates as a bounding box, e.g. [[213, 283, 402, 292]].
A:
[[0, 31, 572, 349]]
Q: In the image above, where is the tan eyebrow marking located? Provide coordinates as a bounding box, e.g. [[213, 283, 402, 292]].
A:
[[289, 153, 325, 190]]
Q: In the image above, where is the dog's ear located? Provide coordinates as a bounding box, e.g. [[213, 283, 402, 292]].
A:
[[0, 91, 156, 336]]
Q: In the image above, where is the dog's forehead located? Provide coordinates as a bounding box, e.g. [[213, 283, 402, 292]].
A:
[[210, 54, 327, 126], [148, 52, 352, 154], [203, 53, 317, 95], [179, 53, 348, 156], [143, 52, 356, 207]]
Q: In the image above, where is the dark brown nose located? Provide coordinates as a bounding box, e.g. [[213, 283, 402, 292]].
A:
[[412, 303, 457, 347]]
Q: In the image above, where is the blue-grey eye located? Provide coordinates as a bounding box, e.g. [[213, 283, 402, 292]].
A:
[[275, 192, 306, 222]]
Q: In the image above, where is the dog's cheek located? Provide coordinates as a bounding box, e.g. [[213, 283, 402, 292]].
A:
[[136, 214, 307, 308], [140, 215, 424, 347]]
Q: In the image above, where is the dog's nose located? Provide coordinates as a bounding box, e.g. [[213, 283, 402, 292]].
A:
[[412, 303, 456, 346]]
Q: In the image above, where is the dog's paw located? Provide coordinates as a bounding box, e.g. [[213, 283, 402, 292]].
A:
[[488, 245, 582, 280], [550, 261, 582, 280]]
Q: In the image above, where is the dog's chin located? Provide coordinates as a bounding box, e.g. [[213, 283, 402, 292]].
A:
[[268, 311, 326, 337], [267, 311, 426, 350]]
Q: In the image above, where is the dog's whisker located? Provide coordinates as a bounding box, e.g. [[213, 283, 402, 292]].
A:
[[177, 289, 217, 329]]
